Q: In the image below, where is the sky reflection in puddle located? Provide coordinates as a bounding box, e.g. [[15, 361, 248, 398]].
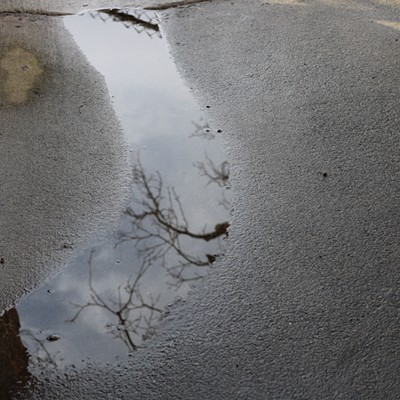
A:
[[11, 9, 231, 371]]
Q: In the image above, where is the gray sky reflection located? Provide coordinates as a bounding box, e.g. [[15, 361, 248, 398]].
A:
[[17, 10, 231, 369]]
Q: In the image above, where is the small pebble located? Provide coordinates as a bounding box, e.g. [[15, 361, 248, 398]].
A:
[[47, 334, 61, 342]]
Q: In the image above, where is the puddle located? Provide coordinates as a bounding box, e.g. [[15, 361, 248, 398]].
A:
[[0, 7, 230, 383]]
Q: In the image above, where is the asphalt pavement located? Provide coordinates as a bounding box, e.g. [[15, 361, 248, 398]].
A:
[[4, 0, 400, 398], [0, 13, 130, 312]]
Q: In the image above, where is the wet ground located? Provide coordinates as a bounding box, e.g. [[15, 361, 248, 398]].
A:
[[2, 1, 400, 399], [0, 8, 230, 397]]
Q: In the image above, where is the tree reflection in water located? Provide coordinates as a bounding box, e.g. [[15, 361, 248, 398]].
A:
[[69, 251, 163, 352], [90, 9, 162, 39], [120, 155, 229, 284], [5, 10, 232, 370], [69, 151, 230, 351]]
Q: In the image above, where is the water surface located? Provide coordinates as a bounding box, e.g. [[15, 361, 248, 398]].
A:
[[10, 8, 230, 372]]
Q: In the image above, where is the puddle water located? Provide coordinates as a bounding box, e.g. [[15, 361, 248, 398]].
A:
[[0, 7, 230, 384]]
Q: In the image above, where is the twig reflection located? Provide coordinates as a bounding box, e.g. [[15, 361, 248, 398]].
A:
[[69, 251, 162, 351], [118, 155, 229, 280], [18, 329, 58, 369], [89, 9, 162, 39], [70, 150, 230, 351], [194, 153, 230, 188], [98, 9, 160, 33]]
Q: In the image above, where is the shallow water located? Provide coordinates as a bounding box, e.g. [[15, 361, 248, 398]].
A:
[[4, 8, 230, 376]]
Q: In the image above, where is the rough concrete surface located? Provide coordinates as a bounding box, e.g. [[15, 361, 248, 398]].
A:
[[5, 0, 400, 399], [0, 14, 130, 313]]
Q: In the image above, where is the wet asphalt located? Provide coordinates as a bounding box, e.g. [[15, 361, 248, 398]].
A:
[[0, 13, 130, 313], [3, 0, 400, 399]]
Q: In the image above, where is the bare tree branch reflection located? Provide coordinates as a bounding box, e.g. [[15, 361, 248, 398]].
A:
[[98, 9, 160, 32], [68, 148, 230, 351], [190, 120, 215, 140], [18, 329, 58, 370], [194, 153, 231, 214], [117, 155, 229, 271], [68, 251, 163, 352], [194, 153, 230, 188], [89, 9, 162, 39]]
